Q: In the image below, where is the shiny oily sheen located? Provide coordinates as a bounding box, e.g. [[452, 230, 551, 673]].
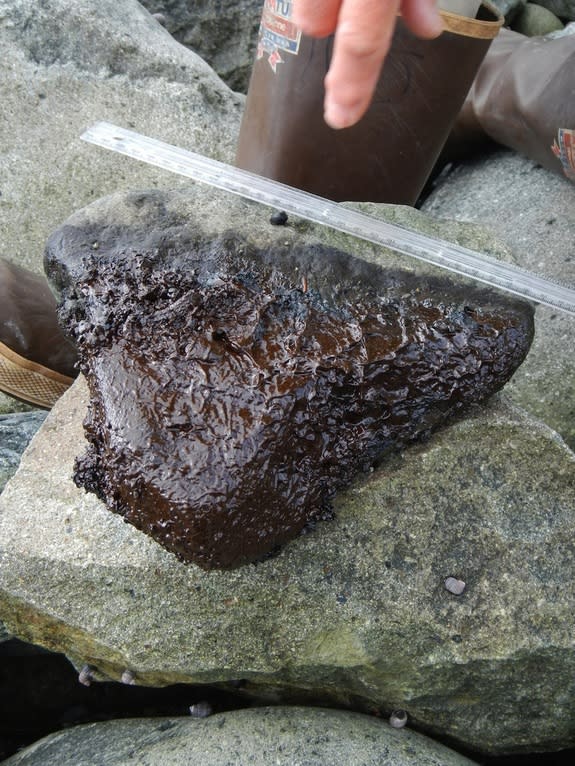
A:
[[52, 227, 534, 569]]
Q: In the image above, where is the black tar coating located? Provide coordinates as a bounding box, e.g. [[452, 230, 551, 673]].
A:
[[45, 206, 534, 570]]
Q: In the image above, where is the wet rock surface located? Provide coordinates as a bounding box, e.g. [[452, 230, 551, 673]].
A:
[[0, 637, 247, 762], [0, 412, 47, 493], [46, 193, 533, 569], [2, 376, 575, 757], [1, 705, 479, 766], [1, 0, 574, 761]]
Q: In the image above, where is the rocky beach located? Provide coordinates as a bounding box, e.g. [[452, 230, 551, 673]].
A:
[[1, 0, 574, 763]]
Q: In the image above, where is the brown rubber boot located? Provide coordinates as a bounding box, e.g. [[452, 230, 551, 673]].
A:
[[442, 27, 575, 181], [0, 259, 77, 408], [236, 3, 503, 205]]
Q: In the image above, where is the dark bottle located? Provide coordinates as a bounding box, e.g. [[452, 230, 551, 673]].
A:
[[236, 1, 503, 205]]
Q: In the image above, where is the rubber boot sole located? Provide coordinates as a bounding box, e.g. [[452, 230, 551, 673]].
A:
[[0, 340, 75, 409]]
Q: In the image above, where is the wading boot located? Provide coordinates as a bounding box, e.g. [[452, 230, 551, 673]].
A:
[[442, 27, 575, 181], [0, 259, 77, 408], [236, 2, 503, 205]]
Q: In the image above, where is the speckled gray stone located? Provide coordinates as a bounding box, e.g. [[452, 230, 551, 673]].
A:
[[1, 366, 574, 756], [513, 2, 565, 34], [531, 0, 575, 19], [0, 411, 47, 493], [422, 150, 575, 449], [0, 396, 35, 416], [139, 0, 262, 92], [0, 707, 478, 765], [0, 0, 243, 278]]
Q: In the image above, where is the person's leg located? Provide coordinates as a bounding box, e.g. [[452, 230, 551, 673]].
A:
[[0, 259, 78, 408], [441, 27, 575, 181]]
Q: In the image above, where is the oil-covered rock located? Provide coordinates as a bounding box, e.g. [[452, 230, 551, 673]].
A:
[[47, 218, 534, 569]]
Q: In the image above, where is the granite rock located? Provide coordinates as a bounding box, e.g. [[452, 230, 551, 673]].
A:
[[139, 0, 262, 92], [0, 412, 47, 493], [1, 707, 478, 766], [0, 0, 242, 279], [0, 622, 10, 643], [532, 0, 575, 19], [1, 362, 574, 756], [422, 150, 575, 449], [0, 397, 35, 416], [513, 2, 565, 34]]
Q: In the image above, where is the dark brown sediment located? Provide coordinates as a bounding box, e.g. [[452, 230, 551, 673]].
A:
[[48, 218, 533, 570]]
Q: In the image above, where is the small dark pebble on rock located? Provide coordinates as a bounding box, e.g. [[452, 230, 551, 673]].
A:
[[269, 210, 288, 226]]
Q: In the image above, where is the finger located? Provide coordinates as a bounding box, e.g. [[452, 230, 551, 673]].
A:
[[323, 0, 402, 129], [401, 0, 444, 39], [292, 0, 343, 38]]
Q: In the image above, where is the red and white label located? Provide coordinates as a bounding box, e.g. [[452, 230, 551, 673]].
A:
[[552, 128, 575, 181], [257, 0, 301, 72]]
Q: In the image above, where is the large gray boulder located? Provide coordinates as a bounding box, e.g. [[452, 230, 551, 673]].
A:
[[1, 707, 478, 766], [1, 376, 573, 757], [422, 150, 575, 449], [139, 0, 262, 91], [0, 0, 242, 278], [1, 185, 574, 757], [0, 0, 242, 413], [513, 2, 565, 34]]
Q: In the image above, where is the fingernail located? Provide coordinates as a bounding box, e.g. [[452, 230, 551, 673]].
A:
[[324, 102, 356, 130], [427, 2, 445, 36]]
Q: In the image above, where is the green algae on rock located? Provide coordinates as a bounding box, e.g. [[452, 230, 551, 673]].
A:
[[46, 199, 534, 570]]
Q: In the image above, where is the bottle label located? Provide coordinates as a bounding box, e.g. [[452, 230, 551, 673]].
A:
[[552, 128, 575, 182], [258, 0, 301, 72]]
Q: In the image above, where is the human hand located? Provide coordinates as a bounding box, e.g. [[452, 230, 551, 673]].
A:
[[292, 0, 443, 129]]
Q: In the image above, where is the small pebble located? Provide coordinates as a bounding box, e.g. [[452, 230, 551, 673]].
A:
[[269, 210, 288, 226], [445, 576, 466, 595], [389, 709, 408, 728], [189, 701, 213, 718]]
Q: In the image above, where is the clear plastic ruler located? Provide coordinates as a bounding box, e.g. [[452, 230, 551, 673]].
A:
[[81, 121, 575, 316]]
